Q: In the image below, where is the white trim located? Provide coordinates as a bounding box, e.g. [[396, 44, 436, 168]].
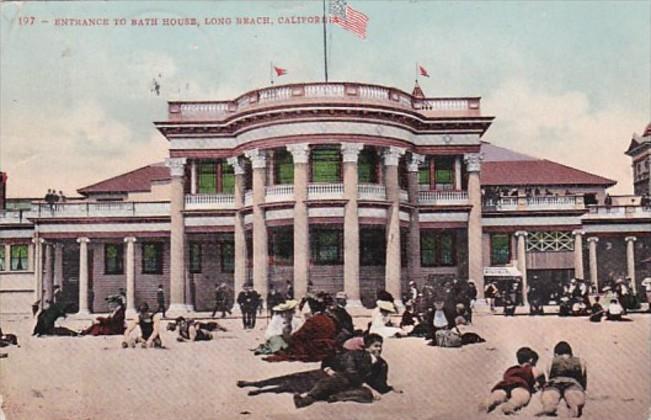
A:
[[37, 223, 170, 233], [583, 224, 651, 233], [184, 217, 235, 227], [359, 208, 387, 219], [266, 209, 295, 221], [0, 230, 34, 239], [308, 207, 344, 218], [481, 216, 582, 227], [419, 212, 469, 222]]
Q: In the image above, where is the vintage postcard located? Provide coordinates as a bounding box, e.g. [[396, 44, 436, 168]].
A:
[[0, 1, 649, 419]]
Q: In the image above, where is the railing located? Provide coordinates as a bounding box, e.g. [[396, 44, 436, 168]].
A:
[[307, 183, 344, 200], [483, 196, 585, 211], [418, 190, 469, 205], [168, 82, 480, 120], [32, 201, 170, 217], [244, 191, 253, 207], [265, 184, 294, 203], [358, 184, 386, 201], [0, 209, 32, 224], [586, 205, 651, 218], [399, 190, 409, 203], [184, 194, 234, 210]]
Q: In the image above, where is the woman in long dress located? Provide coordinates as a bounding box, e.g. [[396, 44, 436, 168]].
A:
[[369, 300, 405, 338]]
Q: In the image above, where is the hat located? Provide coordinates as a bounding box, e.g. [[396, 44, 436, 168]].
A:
[[570, 279, 577, 284], [601, 286, 612, 292], [335, 291, 347, 300], [408, 281, 416, 286], [376, 300, 396, 313], [272, 299, 298, 312]]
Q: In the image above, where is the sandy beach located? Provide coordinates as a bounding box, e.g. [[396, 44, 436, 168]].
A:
[[0, 309, 649, 420]]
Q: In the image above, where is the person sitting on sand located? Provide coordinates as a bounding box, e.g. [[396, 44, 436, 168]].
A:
[[369, 300, 407, 338], [479, 347, 545, 415], [589, 296, 604, 322], [121, 302, 162, 349], [539, 341, 587, 418], [293, 333, 402, 408], [168, 317, 225, 342], [252, 300, 301, 355], [80, 294, 126, 336], [605, 298, 627, 321]]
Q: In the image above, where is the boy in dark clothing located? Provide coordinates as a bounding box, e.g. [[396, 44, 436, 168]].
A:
[[480, 346, 545, 414], [156, 285, 166, 318], [589, 296, 604, 322], [293, 333, 401, 408]]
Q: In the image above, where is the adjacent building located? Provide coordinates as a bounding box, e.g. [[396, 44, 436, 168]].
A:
[[1, 82, 649, 315]]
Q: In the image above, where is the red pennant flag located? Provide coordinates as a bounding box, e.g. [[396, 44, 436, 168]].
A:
[[419, 65, 430, 78], [274, 66, 287, 77]]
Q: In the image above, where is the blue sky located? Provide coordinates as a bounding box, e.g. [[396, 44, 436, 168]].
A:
[[1, 0, 649, 196]]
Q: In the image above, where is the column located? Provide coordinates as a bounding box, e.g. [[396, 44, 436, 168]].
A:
[[4, 244, 10, 275], [227, 157, 247, 298], [77, 237, 90, 315], [53, 243, 64, 288], [465, 153, 484, 295], [287, 144, 310, 300], [190, 160, 197, 195], [124, 236, 137, 316], [572, 230, 585, 280], [515, 231, 528, 305], [625, 236, 637, 294], [245, 149, 269, 302], [165, 157, 191, 314], [587, 237, 599, 291], [454, 156, 462, 190], [43, 243, 54, 304], [407, 153, 425, 286], [32, 237, 43, 305], [341, 143, 364, 305], [383, 146, 406, 305]]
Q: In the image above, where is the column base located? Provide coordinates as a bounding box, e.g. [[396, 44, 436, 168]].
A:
[[165, 304, 195, 318]]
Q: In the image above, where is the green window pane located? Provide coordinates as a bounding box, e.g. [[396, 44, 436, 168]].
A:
[[189, 242, 202, 273], [418, 166, 430, 185], [270, 228, 293, 264], [360, 229, 385, 265], [311, 149, 341, 182], [314, 230, 341, 264], [275, 150, 294, 184], [198, 163, 217, 193], [358, 150, 376, 183], [221, 242, 234, 272], [491, 234, 510, 265], [142, 243, 162, 274], [0, 247, 4, 271], [104, 244, 124, 274], [10, 244, 28, 271], [440, 233, 455, 266], [420, 233, 437, 266]]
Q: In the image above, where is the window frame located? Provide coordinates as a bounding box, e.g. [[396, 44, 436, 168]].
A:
[[420, 230, 457, 267], [358, 148, 379, 184], [104, 243, 124, 275], [274, 149, 294, 185], [360, 228, 386, 266], [311, 228, 343, 265], [221, 241, 235, 273], [490, 233, 511, 266], [310, 147, 342, 183], [10, 244, 28, 271], [0, 246, 5, 271], [141, 242, 164, 275], [189, 241, 202, 273], [269, 227, 294, 266]]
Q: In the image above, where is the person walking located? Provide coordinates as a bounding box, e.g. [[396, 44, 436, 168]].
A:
[[156, 285, 166, 318], [212, 283, 231, 318], [237, 284, 261, 330]]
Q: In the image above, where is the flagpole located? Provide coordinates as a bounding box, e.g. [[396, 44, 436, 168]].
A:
[[322, 0, 328, 83], [270, 61, 274, 85]]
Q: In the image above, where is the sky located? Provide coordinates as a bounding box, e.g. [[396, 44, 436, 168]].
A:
[[0, 0, 649, 197]]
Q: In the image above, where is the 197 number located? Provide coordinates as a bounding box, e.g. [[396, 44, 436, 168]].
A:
[[18, 16, 35, 25]]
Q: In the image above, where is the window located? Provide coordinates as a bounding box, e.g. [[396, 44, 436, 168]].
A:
[[418, 158, 430, 186], [221, 162, 235, 194], [269, 228, 293, 265], [104, 244, 124, 275], [274, 149, 294, 184], [526, 232, 574, 252], [10, 244, 28, 271], [311, 148, 341, 182], [198, 162, 217, 193], [221, 241, 234, 273], [490, 233, 511, 266], [434, 157, 453, 189], [311, 229, 342, 265], [358, 149, 378, 184], [360, 228, 386, 265], [189, 242, 202, 273], [420, 231, 456, 267], [0, 247, 4, 271], [142, 242, 163, 274]]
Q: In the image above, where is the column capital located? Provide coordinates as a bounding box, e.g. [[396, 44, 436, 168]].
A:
[[340, 143, 364, 163], [464, 153, 483, 172], [244, 148, 267, 169], [383, 146, 406, 166], [514, 230, 528, 238], [287, 143, 310, 164], [572, 230, 585, 236], [226, 157, 245, 175], [625, 236, 637, 243], [32, 237, 45, 245], [586, 237, 599, 244], [124, 236, 138, 244], [76, 237, 91, 244], [407, 153, 426, 172], [165, 157, 187, 177]]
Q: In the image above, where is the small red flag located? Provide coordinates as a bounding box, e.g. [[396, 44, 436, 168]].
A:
[[274, 66, 287, 77], [419, 65, 430, 78]]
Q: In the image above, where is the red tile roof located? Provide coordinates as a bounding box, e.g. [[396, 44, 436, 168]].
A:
[[77, 163, 170, 195], [481, 142, 616, 187]]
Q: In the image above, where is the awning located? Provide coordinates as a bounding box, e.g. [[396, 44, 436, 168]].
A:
[[483, 266, 522, 277]]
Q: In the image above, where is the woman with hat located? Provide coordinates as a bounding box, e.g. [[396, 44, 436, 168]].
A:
[[252, 300, 301, 355], [369, 301, 406, 338]]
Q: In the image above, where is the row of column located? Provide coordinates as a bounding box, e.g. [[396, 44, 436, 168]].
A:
[[513, 230, 640, 303]]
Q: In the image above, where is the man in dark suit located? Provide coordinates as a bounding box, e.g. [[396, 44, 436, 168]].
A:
[[237, 284, 261, 329]]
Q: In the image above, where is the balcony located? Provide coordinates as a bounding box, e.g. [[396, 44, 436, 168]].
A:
[[168, 82, 481, 122], [418, 190, 469, 206], [358, 184, 386, 201], [483, 195, 585, 212], [184, 194, 234, 210], [265, 185, 294, 203], [585, 205, 651, 219], [0, 209, 32, 225], [308, 183, 344, 200], [32, 201, 170, 218]]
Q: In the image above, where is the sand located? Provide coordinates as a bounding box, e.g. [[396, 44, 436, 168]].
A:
[[0, 309, 649, 420]]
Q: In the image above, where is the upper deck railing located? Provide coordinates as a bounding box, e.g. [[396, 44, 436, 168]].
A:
[[167, 82, 481, 121], [483, 195, 585, 211], [585, 205, 651, 219]]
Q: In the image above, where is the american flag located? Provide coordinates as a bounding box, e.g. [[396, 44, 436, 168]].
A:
[[329, 0, 368, 39]]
